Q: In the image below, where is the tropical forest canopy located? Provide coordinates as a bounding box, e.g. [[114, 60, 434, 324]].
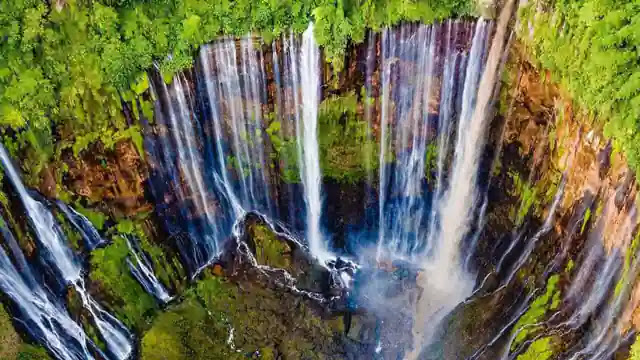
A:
[[0, 0, 473, 185], [520, 0, 640, 173]]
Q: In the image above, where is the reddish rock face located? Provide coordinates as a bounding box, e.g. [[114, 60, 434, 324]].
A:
[[63, 140, 151, 217]]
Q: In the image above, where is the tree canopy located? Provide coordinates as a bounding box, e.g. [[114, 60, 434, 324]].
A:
[[519, 0, 640, 175], [0, 0, 473, 182]]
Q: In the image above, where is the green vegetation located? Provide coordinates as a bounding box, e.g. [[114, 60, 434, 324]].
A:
[[565, 258, 575, 273], [515, 336, 556, 360], [629, 333, 640, 360], [54, 211, 83, 251], [508, 170, 539, 226], [508, 167, 562, 226], [313, 0, 474, 69], [580, 206, 591, 234], [318, 91, 378, 183], [0, 304, 51, 360], [511, 275, 561, 348], [141, 274, 344, 360], [141, 294, 239, 360], [614, 230, 640, 297], [266, 118, 301, 184], [15, 345, 51, 360], [111, 218, 186, 291], [425, 142, 438, 183], [269, 91, 382, 183], [74, 204, 107, 231], [89, 235, 157, 330], [1, 0, 473, 185], [249, 223, 292, 270], [519, 0, 640, 176], [0, 304, 21, 359]]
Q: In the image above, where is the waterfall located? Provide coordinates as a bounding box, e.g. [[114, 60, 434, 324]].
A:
[[148, 24, 331, 271], [59, 195, 171, 304], [58, 194, 171, 304], [56, 201, 107, 251], [0, 217, 97, 360], [374, 20, 489, 259], [426, 20, 465, 258], [298, 23, 328, 261], [149, 71, 223, 272], [125, 236, 172, 304], [406, 0, 515, 355], [387, 24, 437, 256], [0, 144, 133, 360], [0, 146, 80, 282]]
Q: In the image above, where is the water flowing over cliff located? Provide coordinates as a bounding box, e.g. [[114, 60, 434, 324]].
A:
[[1, 2, 640, 359], [0, 145, 133, 360]]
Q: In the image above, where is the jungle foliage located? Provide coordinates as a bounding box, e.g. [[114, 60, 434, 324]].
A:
[[519, 0, 640, 176], [0, 0, 473, 182]]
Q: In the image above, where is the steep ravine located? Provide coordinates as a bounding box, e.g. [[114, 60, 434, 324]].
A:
[[0, 13, 639, 360]]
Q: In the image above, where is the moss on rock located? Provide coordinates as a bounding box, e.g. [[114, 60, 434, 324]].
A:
[[0, 304, 51, 360], [248, 224, 292, 270], [318, 92, 378, 184], [141, 275, 347, 360], [0, 304, 21, 359], [510, 275, 561, 349], [89, 235, 157, 330], [516, 336, 558, 360]]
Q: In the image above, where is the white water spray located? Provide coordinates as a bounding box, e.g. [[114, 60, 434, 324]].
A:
[[408, 0, 516, 356], [0, 144, 133, 360], [298, 23, 330, 261]]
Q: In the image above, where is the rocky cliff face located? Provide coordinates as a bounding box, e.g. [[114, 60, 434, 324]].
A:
[[437, 43, 640, 359]]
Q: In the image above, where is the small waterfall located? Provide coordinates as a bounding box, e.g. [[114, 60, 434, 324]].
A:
[[206, 37, 275, 215], [199, 44, 242, 217], [0, 217, 97, 360], [426, 20, 465, 258], [125, 236, 172, 304], [428, 18, 491, 268], [298, 23, 328, 260], [375, 20, 489, 260], [56, 201, 107, 251], [362, 30, 377, 234], [0, 144, 133, 360], [388, 24, 437, 256], [59, 196, 171, 304], [499, 175, 567, 283], [149, 72, 223, 271], [0, 145, 80, 282], [564, 206, 638, 359]]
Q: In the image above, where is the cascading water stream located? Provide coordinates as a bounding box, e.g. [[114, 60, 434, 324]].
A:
[[148, 71, 224, 272], [125, 236, 172, 304], [59, 190, 172, 305], [0, 144, 133, 360], [149, 22, 331, 269], [0, 217, 97, 360], [298, 23, 329, 261], [56, 201, 107, 251], [406, 0, 515, 356]]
